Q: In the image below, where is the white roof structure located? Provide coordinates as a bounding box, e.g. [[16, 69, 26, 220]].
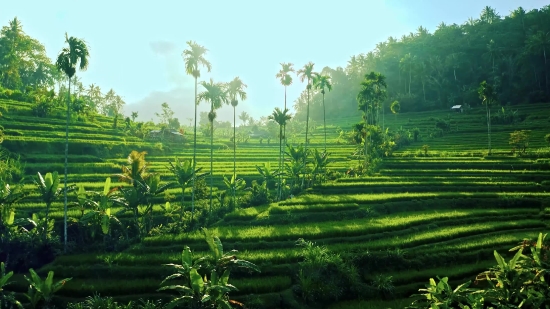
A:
[[451, 105, 462, 109]]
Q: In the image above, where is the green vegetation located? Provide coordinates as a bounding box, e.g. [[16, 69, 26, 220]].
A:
[[1, 4, 550, 309]]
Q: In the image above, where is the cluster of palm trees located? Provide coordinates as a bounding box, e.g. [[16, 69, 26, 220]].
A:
[[181, 41, 248, 215], [182, 42, 337, 211], [52, 37, 338, 247], [269, 62, 334, 194]]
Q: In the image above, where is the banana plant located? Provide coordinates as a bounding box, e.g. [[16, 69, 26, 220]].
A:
[[159, 230, 259, 309], [0, 262, 23, 308], [285, 144, 309, 190], [255, 162, 279, 190], [34, 172, 61, 226], [13, 213, 55, 241], [70, 184, 91, 218], [24, 269, 71, 309], [0, 262, 13, 291], [113, 173, 177, 240], [311, 149, 331, 185], [80, 178, 122, 238], [223, 174, 246, 209], [167, 157, 208, 219], [0, 180, 24, 227], [477, 249, 525, 305], [407, 276, 482, 309], [202, 228, 260, 274]]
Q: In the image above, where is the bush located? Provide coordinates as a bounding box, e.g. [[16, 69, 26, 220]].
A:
[[241, 180, 270, 207], [545, 133, 550, 145], [434, 118, 450, 132], [295, 239, 363, 305], [32, 101, 55, 118]]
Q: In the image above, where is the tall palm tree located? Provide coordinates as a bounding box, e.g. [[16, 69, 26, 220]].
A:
[[297, 62, 316, 189], [313, 74, 332, 152], [276, 63, 295, 176], [55, 32, 89, 252], [226, 77, 247, 178], [399, 53, 414, 95], [268, 107, 292, 200], [478, 81, 497, 155], [197, 79, 228, 213], [182, 41, 211, 221], [226, 77, 247, 202], [86, 83, 102, 113]]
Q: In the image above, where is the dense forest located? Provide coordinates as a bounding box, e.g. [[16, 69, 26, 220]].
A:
[[294, 5, 550, 121], [0, 18, 126, 119]]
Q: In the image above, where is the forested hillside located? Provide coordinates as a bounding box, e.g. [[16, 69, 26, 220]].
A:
[[0, 18, 128, 120], [294, 5, 550, 121]]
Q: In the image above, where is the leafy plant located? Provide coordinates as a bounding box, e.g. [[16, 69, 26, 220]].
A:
[[223, 174, 246, 210], [158, 229, 259, 309], [24, 269, 71, 309], [33, 172, 64, 240], [406, 277, 482, 309], [167, 157, 208, 220], [0, 262, 22, 309]]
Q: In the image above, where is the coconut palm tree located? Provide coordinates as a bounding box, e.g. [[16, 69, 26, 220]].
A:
[[276, 63, 295, 177], [478, 81, 497, 155], [86, 83, 102, 113], [182, 41, 211, 221], [226, 77, 247, 180], [268, 107, 292, 200], [197, 79, 228, 213], [313, 74, 332, 152], [296, 62, 316, 189], [55, 32, 89, 252]]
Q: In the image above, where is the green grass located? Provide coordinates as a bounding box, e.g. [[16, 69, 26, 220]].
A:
[[3, 97, 550, 307]]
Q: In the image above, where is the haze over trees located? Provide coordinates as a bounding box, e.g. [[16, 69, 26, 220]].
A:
[[0, 4, 550, 309], [293, 6, 550, 122]]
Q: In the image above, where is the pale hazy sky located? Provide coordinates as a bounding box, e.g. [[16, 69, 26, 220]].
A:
[[1, 0, 547, 123]]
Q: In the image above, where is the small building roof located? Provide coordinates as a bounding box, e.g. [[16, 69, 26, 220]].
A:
[[451, 105, 462, 109], [170, 131, 183, 136]]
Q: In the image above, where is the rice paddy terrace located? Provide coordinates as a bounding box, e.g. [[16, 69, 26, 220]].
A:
[[2, 98, 550, 308]]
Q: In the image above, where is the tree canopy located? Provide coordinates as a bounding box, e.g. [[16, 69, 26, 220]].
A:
[[294, 5, 550, 122]]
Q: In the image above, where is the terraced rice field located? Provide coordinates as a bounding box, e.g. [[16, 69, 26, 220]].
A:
[[1, 98, 550, 308]]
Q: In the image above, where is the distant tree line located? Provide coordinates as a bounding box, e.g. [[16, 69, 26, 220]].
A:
[[293, 5, 550, 122]]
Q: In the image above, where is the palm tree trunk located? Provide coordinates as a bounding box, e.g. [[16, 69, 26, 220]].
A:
[[544, 48, 548, 94], [487, 106, 492, 154], [233, 106, 236, 204], [322, 93, 327, 152], [210, 106, 214, 214], [409, 67, 412, 95], [278, 125, 282, 201], [181, 185, 185, 218], [282, 86, 287, 196], [382, 102, 385, 132], [191, 77, 197, 222], [486, 103, 491, 155], [302, 84, 310, 190], [364, 106, 368, 167], [63, 76, 71, 252]]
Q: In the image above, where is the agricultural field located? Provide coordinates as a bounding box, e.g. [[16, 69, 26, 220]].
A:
[[1, 96, 550, 308]]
